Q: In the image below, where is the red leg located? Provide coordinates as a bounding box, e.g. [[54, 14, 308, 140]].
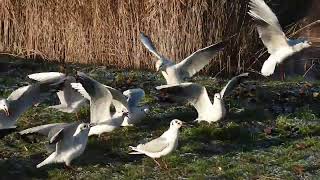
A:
[[280, 64, 285, 81]]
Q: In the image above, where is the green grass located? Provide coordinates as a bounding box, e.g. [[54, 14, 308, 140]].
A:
[[0, 61, 320, 179]]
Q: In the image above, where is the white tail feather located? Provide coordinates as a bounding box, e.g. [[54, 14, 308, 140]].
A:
[[36, 152, 57, 168]]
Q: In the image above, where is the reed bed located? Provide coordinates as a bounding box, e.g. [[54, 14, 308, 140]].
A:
[[0, 0, 314, 75]]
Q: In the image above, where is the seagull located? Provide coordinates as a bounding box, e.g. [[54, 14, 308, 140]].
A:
[[140, 32, 230, 85], [28, 72, 86, 113], [156, 73, 249, 123], [19, 122, 93, 168], [248, 0, 312, 77], [71, 72, 128, 136], [0, 77, 65, 132], [129, 119, 183, 168], [28, 72, 128, 114], [120, 88, 150, 126]]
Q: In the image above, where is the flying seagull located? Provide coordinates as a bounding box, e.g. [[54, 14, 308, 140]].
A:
[[71, 72, 128, 136], [19, 122, 93, 168], [120, 88, 149, 126], [156, 73, 249, 123], [0, 77, 65, 133], [140, 32, 230, 84], [129, 119, 183, 168], [248, 0, 312, 76]]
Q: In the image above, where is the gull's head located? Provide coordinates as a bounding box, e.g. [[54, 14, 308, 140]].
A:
[[170, 119, 184, 129], [300, 38, 312, 48], [74, 123, 92, 136], [0, 99, 9, 116], [293, 39, 312, 52], [214, 93, 222, 101]]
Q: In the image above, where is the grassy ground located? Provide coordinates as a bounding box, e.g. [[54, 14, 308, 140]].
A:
[[0, 60, 320, 179]]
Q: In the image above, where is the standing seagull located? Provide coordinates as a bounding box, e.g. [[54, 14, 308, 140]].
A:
[[156, 73, 249, 123], [0, 78, 65, 132], [19, 122, 93, 168], [121, 88, 149, 126], [248, 0, 312, 76], [71, 72, 128, 136], [140, 32, 230, 85], [129, 119, 183, 168]]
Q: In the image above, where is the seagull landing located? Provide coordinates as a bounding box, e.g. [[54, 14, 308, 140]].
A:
[[248, 0, 312, 76], [140, 32, 233, 85], [156, 73, 249, 123]]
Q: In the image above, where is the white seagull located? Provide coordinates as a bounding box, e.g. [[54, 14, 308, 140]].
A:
[[156, 73, 249, 123], [0, 78, 65, 132], [28, 72, 129, 114], [120, 88, 149, 126], [140, 32, 230, 84], [129, 119, 183, 168], [71, 72, 128, 136], [248, 0, 312, 76], [28, 72, 86, 113], [19, 122, 93, 168]]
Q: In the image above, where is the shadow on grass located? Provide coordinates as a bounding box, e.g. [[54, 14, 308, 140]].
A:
[[0, 153, 48, 179]]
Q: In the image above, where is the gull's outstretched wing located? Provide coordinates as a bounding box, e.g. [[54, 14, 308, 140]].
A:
[[75, 72, 113, 123], [19, 123, 68, 136], [175, 39, 229, 79], [248, 0, 289, 54], [220, 73, 249, 99], [156, 83, 212, 118], [140, 32, 162, 59]]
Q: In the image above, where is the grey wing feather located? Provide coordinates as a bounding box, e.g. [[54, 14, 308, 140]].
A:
[[139, 137, 169, 153], [104, 85, 129, 111], [220, 73, 249, 98], [140, 32, 162, 59], [28, 72, 66, 82], [49, 128, 64, 144], [248, 0, 289, 54], [76, 72, 113, 123], [8, 85, 44, 117], [175, 40, 227, 78], [157, 83, 212, 118], [156, 83, 203, 103], [19, 123, 67, 136], [8, 79, 65, 117]]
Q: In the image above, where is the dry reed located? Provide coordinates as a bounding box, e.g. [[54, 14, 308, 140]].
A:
[[0, 0, 313, 76]]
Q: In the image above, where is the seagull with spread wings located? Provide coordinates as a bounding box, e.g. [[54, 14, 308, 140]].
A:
[[140, 32, 230, 84], [71, 72, 128, 136], [120, 88, 149, 126], [28, 72, 129, 115], [20, 122, 93, 168], [0, 77, 65, 136], [156, 73, 249, 123], [248, 0, 312, 77]]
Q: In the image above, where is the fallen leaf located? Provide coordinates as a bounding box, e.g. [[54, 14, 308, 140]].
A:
[[264, 127, 273, 135], [292, 165, 304, 175]]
